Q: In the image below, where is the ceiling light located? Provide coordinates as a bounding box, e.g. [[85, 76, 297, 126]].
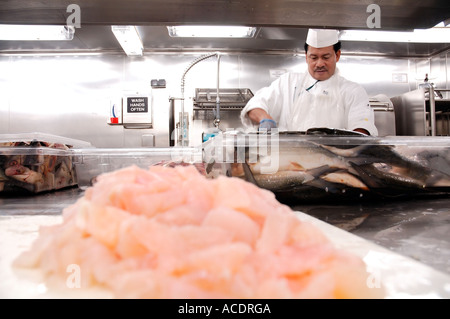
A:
[[339, 23, 450, 43], [167, 26, 257, 38], [111, 26, 143, 56], [0, 24, 75, 41]]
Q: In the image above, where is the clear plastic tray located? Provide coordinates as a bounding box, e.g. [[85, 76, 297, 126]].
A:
[[72, 147, 203, 189], [0, 133, 92, 194], [0, 132, 93, 149], [202, 131, 450, 203]]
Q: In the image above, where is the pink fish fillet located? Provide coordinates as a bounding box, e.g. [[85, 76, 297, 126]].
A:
[[13, 164, 385, 299]]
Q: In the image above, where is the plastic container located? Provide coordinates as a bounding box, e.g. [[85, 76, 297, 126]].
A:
[[202, 131, 450, 202], [72, 147, 203, 189], [0, 133, 92, 194]]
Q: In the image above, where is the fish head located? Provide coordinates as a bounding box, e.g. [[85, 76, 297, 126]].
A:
[[3, 155, 23, 168]]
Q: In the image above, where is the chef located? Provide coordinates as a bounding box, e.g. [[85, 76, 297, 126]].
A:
[[240, 29, 378, 136]]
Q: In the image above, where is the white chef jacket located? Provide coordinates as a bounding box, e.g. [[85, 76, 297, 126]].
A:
[[241, 69, 378, 136]]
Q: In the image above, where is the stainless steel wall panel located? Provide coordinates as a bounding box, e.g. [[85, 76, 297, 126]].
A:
[[0, 57, 10, 132], [392, 89, 427, 136], [431, 53, 448, 93], [1, 51, 449, 146], [410, 58, 431, 89], [338, 56, 412, 98]]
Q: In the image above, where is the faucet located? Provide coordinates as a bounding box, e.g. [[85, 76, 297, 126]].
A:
[[419, 75, 437, 136], [214, 53, 221, 129], [180, 52, 221, 145]]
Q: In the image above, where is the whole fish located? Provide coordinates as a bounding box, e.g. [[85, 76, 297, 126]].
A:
[[206, 131, 450, 203], [321, 142, 450, 189], [248, 140, 351, 174], [397, 146, 450, 176], [225, 143, 369, 203], [305, 127, 368, 136], [251, 167, 316, 191], [319, 170, 369, 191]]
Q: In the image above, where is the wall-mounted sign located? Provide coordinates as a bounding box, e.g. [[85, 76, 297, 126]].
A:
[[122, 93, 152, 128], [392, 73, 408, 84], [127, 97, 148, 113]]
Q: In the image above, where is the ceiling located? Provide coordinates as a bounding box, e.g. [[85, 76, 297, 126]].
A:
[[1, 0, 449, 29], [0, 0, 449, 57]]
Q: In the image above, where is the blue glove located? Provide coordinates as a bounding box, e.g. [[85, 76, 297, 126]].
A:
[[258, 119, 277, 132]]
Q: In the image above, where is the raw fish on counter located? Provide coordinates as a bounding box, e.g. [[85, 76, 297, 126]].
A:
[[13, 165, 384, 299]]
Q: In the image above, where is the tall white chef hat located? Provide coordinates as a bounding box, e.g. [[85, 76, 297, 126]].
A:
[[306, 29, 339, 48]]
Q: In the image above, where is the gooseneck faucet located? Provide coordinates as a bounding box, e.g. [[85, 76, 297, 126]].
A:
[[214, 53, 221, 129], [419, 76, 436, 136], [180, 52, 221, 145]]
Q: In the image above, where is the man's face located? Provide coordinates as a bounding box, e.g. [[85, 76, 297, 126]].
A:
[[306, 45, 340, 81]]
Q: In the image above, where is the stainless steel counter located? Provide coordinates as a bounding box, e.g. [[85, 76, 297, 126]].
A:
[[0, 188, 84, 216], [292, 197, 450, 275], [1, 188, 449, 276]]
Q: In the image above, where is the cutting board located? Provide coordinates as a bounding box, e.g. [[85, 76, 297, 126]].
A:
[[1, 213, 449, 299]]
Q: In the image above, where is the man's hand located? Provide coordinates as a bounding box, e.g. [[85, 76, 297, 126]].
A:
[[353, 128, 370, 135], [248, 108, 273, 124], [259, 119, 277, 132]]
